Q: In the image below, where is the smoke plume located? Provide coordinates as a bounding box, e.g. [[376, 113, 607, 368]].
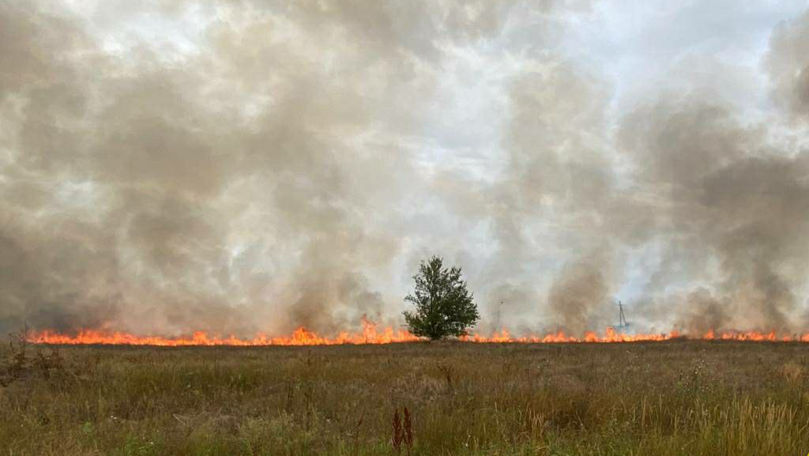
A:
[[1, 1, 808, 336]]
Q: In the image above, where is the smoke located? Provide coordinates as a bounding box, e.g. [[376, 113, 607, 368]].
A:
[[1, 1, 808, 337], [548, 254, 613, 335], [0, 0, 431, 335], [767, 10, 809, 120], [674, 289, 730, 336], [615, 97, 809, 333]]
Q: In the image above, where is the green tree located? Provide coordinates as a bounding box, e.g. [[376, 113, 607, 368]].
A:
[[403, 256, 479, 340]]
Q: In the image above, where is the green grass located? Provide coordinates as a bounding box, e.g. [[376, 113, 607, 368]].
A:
[[1, 341, 809, 455]]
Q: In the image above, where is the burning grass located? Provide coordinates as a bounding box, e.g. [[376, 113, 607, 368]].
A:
[[26, 322, 809, 346], [1, 341, 809, 455]]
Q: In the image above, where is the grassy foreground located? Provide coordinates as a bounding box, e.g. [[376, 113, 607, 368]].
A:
[[1, 340, 809, 455]]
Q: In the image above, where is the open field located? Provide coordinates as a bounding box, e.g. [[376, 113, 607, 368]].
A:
[[1, 341, 809, 455]]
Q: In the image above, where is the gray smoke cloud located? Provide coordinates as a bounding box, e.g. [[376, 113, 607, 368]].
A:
[[618, 99, 809, 333], [767, 10, 809, 120], [1, 1, 808, 337]]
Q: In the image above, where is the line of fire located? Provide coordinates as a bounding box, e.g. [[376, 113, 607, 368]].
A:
[[26, 303, 809, 346]]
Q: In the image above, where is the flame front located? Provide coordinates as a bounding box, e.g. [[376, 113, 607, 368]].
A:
[[25, 319, 809, 346], [28, 317, 420, 346]]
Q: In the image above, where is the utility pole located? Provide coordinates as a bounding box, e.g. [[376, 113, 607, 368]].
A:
[[616, 300, 630, 333]]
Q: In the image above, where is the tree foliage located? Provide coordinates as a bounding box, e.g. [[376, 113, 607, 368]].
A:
[[403, 256, 479, 340]]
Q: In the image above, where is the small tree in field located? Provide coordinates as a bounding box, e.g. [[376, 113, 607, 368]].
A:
[[403, 256, 479, 340]]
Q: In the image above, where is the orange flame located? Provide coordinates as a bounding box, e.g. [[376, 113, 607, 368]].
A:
[[25, 319, 809, 346]]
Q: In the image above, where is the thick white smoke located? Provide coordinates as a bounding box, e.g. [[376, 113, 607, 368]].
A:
[[1, 1, 808, 337]]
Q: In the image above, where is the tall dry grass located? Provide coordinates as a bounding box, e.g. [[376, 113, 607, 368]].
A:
[[0, 340, 808, 455]]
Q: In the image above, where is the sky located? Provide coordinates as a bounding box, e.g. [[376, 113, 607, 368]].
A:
[[2, 0, 809, 337]]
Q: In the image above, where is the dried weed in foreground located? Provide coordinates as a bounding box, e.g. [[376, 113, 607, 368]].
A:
[[0, 341, 807, 455]]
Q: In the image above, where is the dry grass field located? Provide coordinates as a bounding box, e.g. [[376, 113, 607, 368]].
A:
[[1, 340, 809, 455]]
